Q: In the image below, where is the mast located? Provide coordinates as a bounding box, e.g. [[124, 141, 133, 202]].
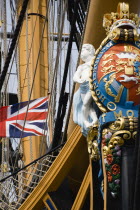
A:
[[18, 0, 49, 164]]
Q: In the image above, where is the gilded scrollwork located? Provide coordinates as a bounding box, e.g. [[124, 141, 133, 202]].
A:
[[109, 117, 125, 130], [103, 3, 140, 34], [86, 125, 100, 161], [136, 86, 140, 95], [109, 136, 124, 148], [89, 35, 110, 113], [102, 116, 137, 197], [132, 131, 137, 140]]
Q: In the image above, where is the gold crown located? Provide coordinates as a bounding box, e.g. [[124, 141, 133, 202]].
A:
[[103, 2, 140, 33]]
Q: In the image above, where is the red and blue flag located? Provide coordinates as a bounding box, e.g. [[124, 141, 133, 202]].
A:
[[0, 97, 48, 138]]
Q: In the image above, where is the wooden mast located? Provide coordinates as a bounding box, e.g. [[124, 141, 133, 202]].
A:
[[18, 0, 49, 164]]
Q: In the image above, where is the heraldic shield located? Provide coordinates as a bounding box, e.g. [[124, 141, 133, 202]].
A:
[[97, 42, 140, 108], [90, 41, 140, 112]]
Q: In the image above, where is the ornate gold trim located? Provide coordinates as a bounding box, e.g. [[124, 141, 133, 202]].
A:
[[87, 126, 100, 161], [103, 117, 138, 157], [89, 36, 110, 113], [109, 117, 125, 130], [104, 73, 116, 99], [103, 2, 140, 33]]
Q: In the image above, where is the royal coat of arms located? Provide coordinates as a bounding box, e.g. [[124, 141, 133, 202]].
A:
[[91, 42, 140, 112], [90, 2, 140, 114]]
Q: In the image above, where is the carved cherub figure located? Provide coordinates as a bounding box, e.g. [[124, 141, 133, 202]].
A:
[[73, 44, 98, 131]]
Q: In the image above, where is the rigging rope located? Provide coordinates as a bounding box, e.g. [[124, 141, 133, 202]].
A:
[[2, 0, 50, 172], [51, 0, 81, 148], [4, 1, 48, 172], [2, 0, 19, 96], [1, 0, 9, 179], [19, 2, 40, 98], [47, 0, 67, 138], [25, 9, 33, 162], [0, 142, 64, 183], [0, 0, 30, 91], [0, 0, 42, 172], [0, 0, 22, 179], [62, 0, 91, 142], [16, 7, 48, 145]]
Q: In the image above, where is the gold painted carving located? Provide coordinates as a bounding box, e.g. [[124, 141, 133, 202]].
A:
[[136, 86, 140, 95], [103, 73, 116, 98], [102, 52, 115, 60], [102, 65, 115, 73], [90, 3, 140, 113], [107, 102, 116, 111], [127, 110, 134, 117], [109, 117, 125, 130], [116, 59, 127, 66], [103, 116, 138, 158], [103, 2, 140, 34], [108, 28, 120, 41], [89, 35, 110, 113], [87, 125, 100, 161], [103, 74, 124, 103], [132, 131, 137, 140], [118, 3, 129, 19], [102, 59, 113, 67]]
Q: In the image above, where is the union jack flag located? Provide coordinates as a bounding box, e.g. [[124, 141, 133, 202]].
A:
[[0, 97, 48, 138]]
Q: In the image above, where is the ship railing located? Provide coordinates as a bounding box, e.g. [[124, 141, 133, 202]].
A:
[[0, 144, 64, 210]]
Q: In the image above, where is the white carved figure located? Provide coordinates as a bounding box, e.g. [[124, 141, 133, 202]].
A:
[[73, 44, 98, 132], [119, 74, 139, 84]]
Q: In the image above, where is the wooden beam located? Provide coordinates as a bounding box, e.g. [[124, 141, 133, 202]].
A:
[[89, 159, 94, 210], [71, 165, 90, 210]]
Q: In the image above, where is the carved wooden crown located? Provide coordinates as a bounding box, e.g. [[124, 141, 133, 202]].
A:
[[103, 2, 140, 33]]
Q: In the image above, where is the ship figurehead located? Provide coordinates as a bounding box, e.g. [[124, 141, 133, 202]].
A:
[[88, 2, 140, 199]]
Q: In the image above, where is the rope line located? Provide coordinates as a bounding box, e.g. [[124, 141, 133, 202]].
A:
[[0, 143, 64, 183], [62, 0, 91, 142], [0, 0, 30, 91]]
